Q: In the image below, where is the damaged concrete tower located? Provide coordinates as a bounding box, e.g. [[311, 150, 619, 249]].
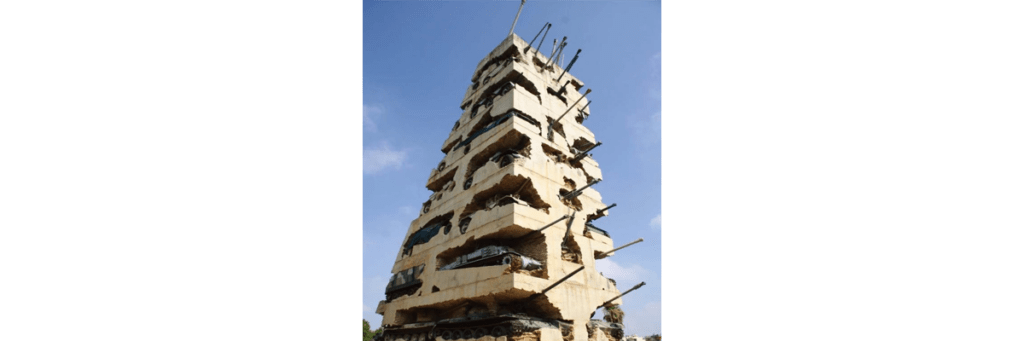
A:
[[375, 32, 643, 341]]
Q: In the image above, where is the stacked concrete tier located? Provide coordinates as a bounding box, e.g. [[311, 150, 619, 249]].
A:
[[376, 33, 627, 341]]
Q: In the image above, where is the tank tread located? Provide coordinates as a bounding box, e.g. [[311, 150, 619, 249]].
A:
[[384, 317, 566, 341]]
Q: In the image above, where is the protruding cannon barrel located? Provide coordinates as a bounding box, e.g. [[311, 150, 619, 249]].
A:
[[524, 265, 585, 302], [578, 99, 592, 113], [588, 202, 616, 222], [559, 178, 601, 200], [516, 214, 570, 241], [525, 23, 551, 54], [555, 49, 582, 83], [561, 211, 577, 243], [599, 281, 646, 308], [548, 88, 592, 140], [558, 89, 592, 121], [546, 37, 568, 70], [595, 238, 644, 259], [595, 203, 617, 215], [507, 0, 526, 37], [541, 266, 585, 295], [570, 141, 603, 163]]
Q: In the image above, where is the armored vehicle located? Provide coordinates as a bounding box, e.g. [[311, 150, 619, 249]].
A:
[[384, 264, 425, 301], [438, 245, 542, 271], [377, 314, 573, 341]]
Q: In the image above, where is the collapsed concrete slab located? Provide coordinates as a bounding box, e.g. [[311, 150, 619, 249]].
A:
[[374, 32, 641, 341]]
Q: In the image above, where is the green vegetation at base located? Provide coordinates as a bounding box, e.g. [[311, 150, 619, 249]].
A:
[[363, 319, 382, 341]]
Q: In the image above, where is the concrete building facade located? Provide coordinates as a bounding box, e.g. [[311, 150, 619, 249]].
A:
[[374, 33, 637, 341]]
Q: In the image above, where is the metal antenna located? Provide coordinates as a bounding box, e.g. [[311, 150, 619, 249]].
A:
[[525, 23, 550, 55], [508, 0, 527, 37]]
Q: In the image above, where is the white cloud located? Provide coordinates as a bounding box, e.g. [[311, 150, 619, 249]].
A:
[[595, 258, 648, 285], [363, 104, 382, 132], [650, 213, 661, 229], [363, 143, 407, 174]]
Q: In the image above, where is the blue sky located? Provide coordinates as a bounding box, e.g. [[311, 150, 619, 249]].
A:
[[362, 0, 662, 336]]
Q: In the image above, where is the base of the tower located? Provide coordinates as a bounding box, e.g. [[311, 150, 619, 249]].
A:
[[374, 317, 624, 341]]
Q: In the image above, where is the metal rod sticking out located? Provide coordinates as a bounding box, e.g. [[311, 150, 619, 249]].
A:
[[541, 266, 585, 295], [578, 99, 592, 114], [548, 88, 592, 140], [562, 211, 577, 241], [555, 49, 582, 83], [590, 203, 616, 220], [508, 0, 527, 37], [535, 24, 551, 56], [570, 141, 602, 163], [525, 23, 550, 55], [560, 178, 601, 200], [599, 281, 646, 308], [556, 88, 592, 122], [546, 37, 567, 71], [595, 238, 644, 259], [518, 215, 570, 241]]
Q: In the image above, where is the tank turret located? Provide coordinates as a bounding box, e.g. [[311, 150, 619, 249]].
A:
[[438, 245, 542, 271]]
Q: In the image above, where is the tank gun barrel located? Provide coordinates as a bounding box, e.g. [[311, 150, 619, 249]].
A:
[[589, 202, 616, 221], [595, 238, 644, 259], [578, 99, 592, 113], [555, 49, 582, 83], [541, 266, 585, 295], [517, 214, 570, 241], [525, 23, 551, 55], [570, 141, 602, 163], [595, 203, 616, 215], [560, 211, 578, 250], [555, 88, 592, 123], [559, 178, 601, 200], [599, 281, 646, 308], [507, 0, 526, 37], [545, 37, 567, 70]]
